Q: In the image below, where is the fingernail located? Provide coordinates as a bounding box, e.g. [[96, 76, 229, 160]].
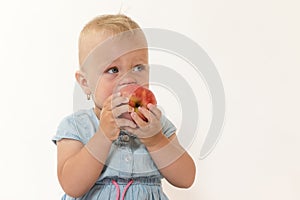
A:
[[138, 107, 144, 111]]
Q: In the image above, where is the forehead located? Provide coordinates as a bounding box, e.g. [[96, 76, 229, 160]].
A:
[[111, 48, 148, 64], [79, 30, 111, 66], [80, 29, 148, 71]]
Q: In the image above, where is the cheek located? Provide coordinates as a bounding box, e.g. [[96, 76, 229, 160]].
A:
[[93, 81, 116, 106], [136, 72, 149, 85]]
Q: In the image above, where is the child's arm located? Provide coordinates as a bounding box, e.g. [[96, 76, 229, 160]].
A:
[[56, 93, 136, 197], [124, 104, 196, 188], [146, 133, 196, 188], [57, 133, 111, 198]]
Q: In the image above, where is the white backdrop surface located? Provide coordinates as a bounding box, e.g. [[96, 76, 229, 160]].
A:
[[0, 0, 299, 199]]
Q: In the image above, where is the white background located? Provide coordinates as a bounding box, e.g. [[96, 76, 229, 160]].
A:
[[0, 0, 299, 199]]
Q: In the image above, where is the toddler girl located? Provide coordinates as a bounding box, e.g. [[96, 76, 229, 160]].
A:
[[53, 14, 196, 200]]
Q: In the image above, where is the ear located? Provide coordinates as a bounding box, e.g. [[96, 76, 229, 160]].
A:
[[75, 70, 91, 95]]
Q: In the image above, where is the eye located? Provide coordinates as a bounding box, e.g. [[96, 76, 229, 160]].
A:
[[132, 64, 145, 72], [106, 67, 119, 74]]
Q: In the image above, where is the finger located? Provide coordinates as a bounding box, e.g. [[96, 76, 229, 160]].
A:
[[112, 92, 121, 98], [115, 118, 137, 129], [106, 92, 121, 102], [122, 126, 138, 136], [111, 95, 129, 109], [147, 103, 162, 119], [131, 111, 148, 127], [112, 105, 133, 118], [102, 92, 121, 110], [137, 106, 153, 122]]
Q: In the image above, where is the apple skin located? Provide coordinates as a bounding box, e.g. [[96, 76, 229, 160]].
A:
[[120, 85, 157, 122]]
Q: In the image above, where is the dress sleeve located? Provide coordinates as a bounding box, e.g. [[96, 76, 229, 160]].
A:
[[160, 114, 177, 138], [52, 114, 82, 145]]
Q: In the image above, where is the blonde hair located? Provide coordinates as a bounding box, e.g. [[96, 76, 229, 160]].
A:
[[78, 14, 142, 66]]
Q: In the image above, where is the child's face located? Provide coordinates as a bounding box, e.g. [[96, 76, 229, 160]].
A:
[[78, 30, 149, 109], [91, 48, 149, 109]]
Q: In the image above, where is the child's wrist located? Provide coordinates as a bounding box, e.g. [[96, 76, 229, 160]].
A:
[[148, 135, 186, 169], [85, 130, 113, 164], [99, 125, 120, 142], [142, 131, 169, 152]]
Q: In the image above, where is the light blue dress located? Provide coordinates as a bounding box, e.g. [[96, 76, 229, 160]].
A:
[[52, 108, 176, 200]]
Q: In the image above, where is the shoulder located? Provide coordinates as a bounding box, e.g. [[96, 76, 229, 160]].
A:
[[58, 109, 97, 130], [52, 109, 98, 144]]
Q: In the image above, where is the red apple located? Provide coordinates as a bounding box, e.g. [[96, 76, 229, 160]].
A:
[[120, 85, 157, 122]]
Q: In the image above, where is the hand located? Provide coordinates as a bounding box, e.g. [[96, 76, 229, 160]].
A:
[[123, 103, 164, 147], [99, 92, 136, 141]]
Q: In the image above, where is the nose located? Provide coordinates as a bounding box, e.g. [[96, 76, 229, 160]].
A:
[[118, 73, 137, 86]]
